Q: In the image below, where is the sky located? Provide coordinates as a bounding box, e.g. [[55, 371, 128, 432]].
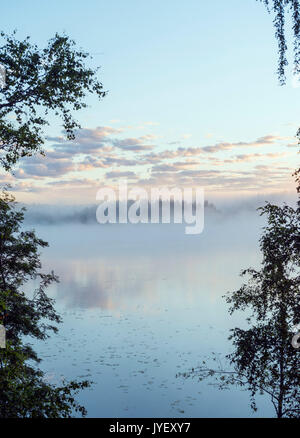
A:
[[0, 0, 299, 204]]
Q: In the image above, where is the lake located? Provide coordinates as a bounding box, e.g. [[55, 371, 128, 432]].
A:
[[25, 209, 274, 417]]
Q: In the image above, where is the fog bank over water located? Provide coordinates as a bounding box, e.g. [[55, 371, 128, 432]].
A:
[[21, 191, 297, 226]]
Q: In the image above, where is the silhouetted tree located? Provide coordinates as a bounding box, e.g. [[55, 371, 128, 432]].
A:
[[0, 31, 106, 417], [0, 191, 90, 417], [178, 0, 300, 419], [258, 1, 300, 147], [179, 188, 300, 417], [258, 0, 300, 84], [0, 31, 106, 170]]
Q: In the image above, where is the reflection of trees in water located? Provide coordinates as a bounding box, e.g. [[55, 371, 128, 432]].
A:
[[180, 198, 300, 418], [54, 262, 155, 311]]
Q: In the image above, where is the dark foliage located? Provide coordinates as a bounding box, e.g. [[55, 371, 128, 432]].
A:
[[0, 31, 106, 170], [0, 192, 91, 417], [179, 184, 300, 417], [258, 1, 300, 83]]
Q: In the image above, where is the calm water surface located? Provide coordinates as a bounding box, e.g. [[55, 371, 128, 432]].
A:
[[27, 212, 274, 417]]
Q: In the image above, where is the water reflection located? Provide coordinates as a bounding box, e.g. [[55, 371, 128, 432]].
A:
[[39, 216, 264, 313], [30, 214, 274, 417]]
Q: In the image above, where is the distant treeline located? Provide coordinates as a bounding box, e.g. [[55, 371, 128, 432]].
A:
[[23, 200, 218, 225]]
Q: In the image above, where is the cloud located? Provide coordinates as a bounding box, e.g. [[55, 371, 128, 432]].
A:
[[143, 121, 159, 126], [151, 164, 178, 172], [76, 155, 143, 171], [49, 126, 122, 156], [48, 127, 157, 157], [105, 171, 138, 179], [103, 156, 141, 167], [200, 135, 280, 153], [182, 134, 192, 139], [14, 155, 74, 179], [0, 173, 14, 184], [46, 178, 98, 188], [112, 137, 155, 151], [143, 135, 285, 163], [77, 156, 109, 171], [13, 126, 158, 179], [4, 126, 296, 200], [287, 141, 299, 148], [48, 126, 122, 144], [224, 152, 287, 163], [151, 161, 201, 172], [134, 162, 294, 193]]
